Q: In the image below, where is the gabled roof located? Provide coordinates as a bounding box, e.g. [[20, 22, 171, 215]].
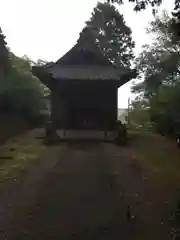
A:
[[32, 27, 137, 87], [56, 32, 111, 66], [42, 64, 136, 81]]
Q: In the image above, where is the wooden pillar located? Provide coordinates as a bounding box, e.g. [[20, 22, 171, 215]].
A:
[[63, 128, 66, 137], [104, 115, 108, 138], [104, 129, 107, 138]]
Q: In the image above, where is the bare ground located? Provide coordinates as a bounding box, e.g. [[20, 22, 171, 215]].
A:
[[0, 131, 179, 239]]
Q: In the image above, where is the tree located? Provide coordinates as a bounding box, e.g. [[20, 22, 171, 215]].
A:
[[83, 2, 135, 68], [0, 54, 44, 116], [0, 25, 48, 125], [134, 11, 180, 95], [107, 0, 180, 36], [133, 12, 180, 135], [0, 28, 10, 75], [36, 59, 48, 66], [129, 98, 151, 129], [107, 0, 180, 12]]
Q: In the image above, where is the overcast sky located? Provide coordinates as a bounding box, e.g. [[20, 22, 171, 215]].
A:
[[0, 0, 174, 108]]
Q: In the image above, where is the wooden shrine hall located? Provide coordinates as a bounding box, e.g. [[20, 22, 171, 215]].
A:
[[32, 29, 137, 140]]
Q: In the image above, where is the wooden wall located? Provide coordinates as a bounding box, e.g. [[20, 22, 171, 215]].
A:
[[51, 80, 118, 130]]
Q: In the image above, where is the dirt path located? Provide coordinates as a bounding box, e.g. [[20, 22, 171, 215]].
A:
[[0, 141, 174, 239]]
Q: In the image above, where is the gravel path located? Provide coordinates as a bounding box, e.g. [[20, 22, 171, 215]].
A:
[[0, 141, 172, 240]]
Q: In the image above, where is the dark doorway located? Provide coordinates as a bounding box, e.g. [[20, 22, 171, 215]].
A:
[[70, 107, 100, 129]]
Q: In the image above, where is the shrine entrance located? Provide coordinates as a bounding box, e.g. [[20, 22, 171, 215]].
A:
[[70, 107, 100, 130], [32, 26, 137, 139]]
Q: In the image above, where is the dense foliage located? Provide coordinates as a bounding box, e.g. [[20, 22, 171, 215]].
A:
[[0, 27, 46, 122], [82, 2, 135, 68], [107, 0, 180, 12], [0, 28, 10, 75], [130, 11, 180, 135], [107, 0, 180, 37]]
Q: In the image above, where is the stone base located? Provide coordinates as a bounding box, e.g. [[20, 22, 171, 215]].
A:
[[56, 130, 116, 141]]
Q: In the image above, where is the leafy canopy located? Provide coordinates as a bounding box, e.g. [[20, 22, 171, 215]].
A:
[[83, 2, 135, 68], [131, 11, 180, 134], [107, 0, 180, 12], [0, 27, 46, 118], [107, 0, 180, 36], [0, 28, 10, 75]]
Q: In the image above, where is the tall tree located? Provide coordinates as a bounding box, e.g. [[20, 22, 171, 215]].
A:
[[135, 11, 180, 95], [83, 2, 135, 68], [107, 0, 180, 36], [133, 12, 180, 134], [107, 0, 180, 12], [0, 28, 10, 75]]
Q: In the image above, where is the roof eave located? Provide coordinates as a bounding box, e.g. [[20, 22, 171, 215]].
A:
[[117, 69, 138, 87], [32, 66, 52, 89]]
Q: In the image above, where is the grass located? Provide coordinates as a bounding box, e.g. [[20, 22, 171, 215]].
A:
[[129, 130, 180, 238], [0, 131, 47, 186], [129, 130, 180, 186], [127, 130, 180, 239]]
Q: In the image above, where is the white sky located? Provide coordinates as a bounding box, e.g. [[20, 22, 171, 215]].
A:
[[0, 0, 174, 108]]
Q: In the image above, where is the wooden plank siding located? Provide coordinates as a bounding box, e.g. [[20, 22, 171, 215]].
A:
[[51, 81, 117, 130]]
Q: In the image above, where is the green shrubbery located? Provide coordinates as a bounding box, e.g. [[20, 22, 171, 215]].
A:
[[131, 11, 180, 137], [0, 27, 47, 126]]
